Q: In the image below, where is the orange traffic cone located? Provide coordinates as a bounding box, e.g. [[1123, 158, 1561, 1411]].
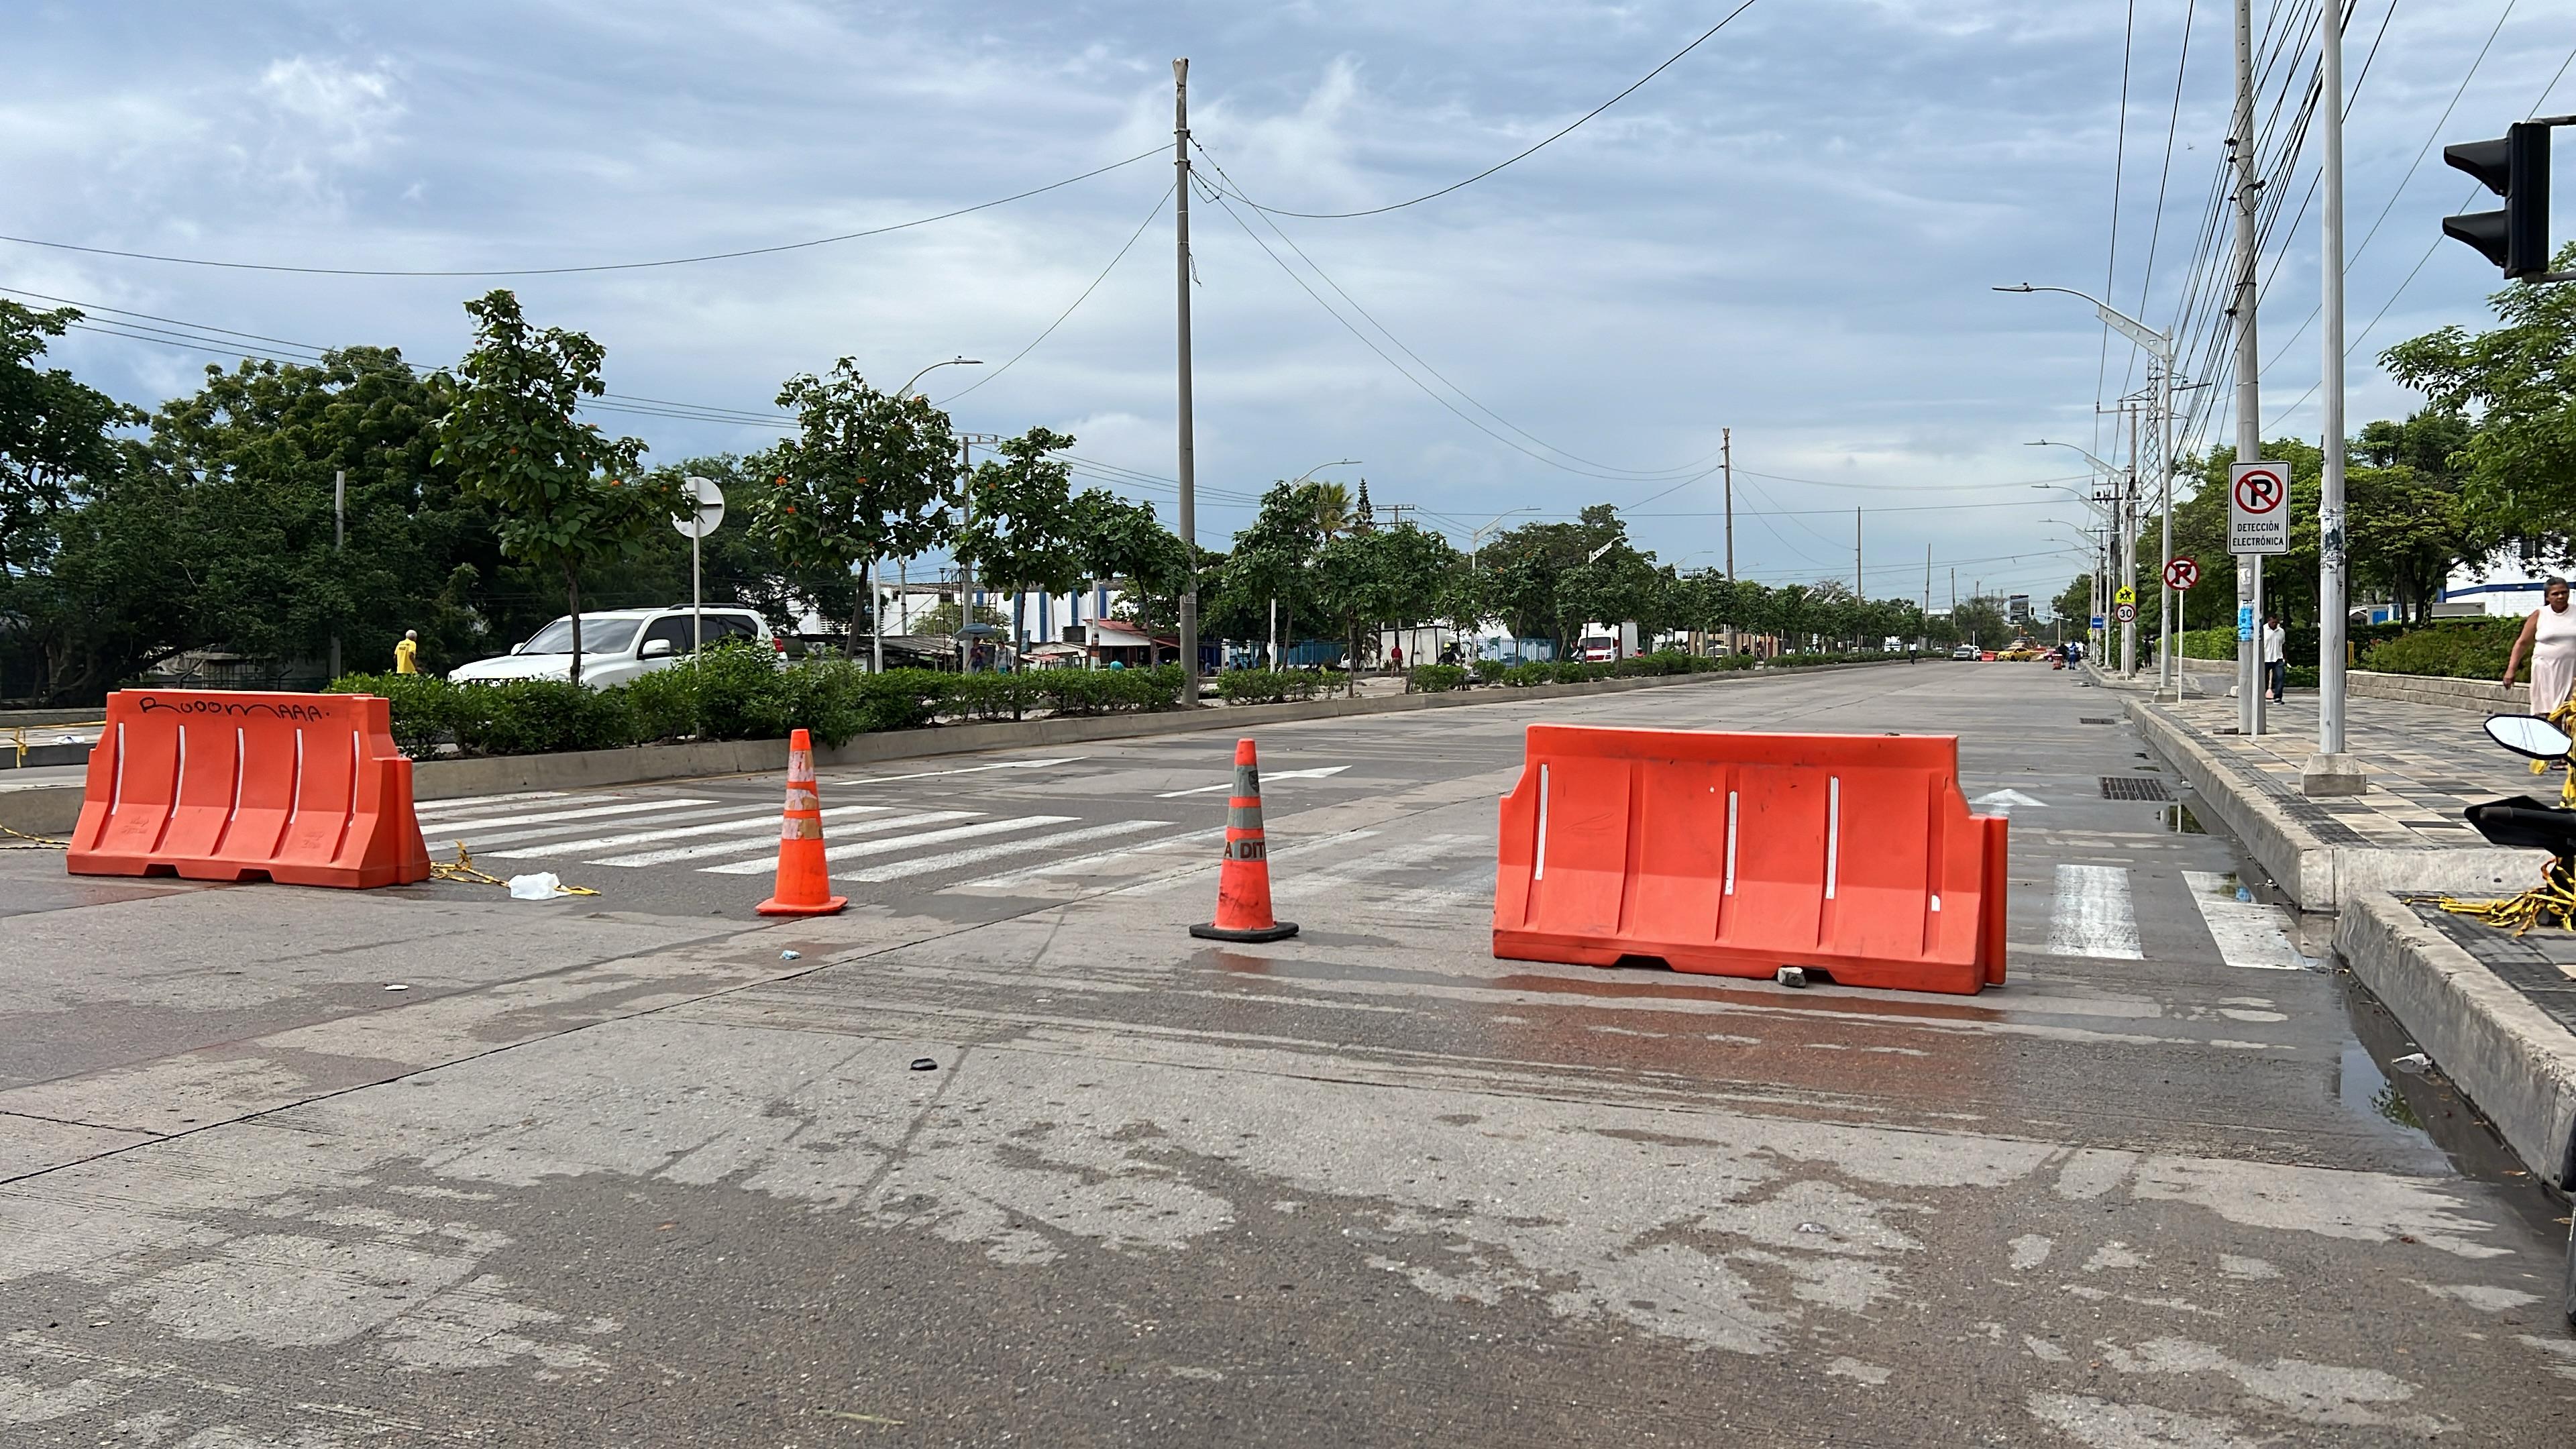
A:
[[757, 728, 847, 917], [1190, 737, 1298, 943]]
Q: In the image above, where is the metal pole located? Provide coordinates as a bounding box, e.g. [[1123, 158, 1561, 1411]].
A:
[[1174, 58, 1201, 705], [2306, 0, 2363, 792], [2120, 407, 2138, 678], [959, 437, 973, 672], [330, 468, 344, 681], [1268, 596, 1277, 669], [1723, 427, 1736, 655], [1854, 506, 1862, 602], [867, 556, 881, 674], [2157, 356, 2176, 697], [2233, 0, 2266, 735]]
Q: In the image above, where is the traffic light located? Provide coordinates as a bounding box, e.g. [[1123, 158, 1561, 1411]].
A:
[[2443, 121, 2550, 278]]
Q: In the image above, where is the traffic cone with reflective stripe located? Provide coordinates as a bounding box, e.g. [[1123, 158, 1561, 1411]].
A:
[[1190, 737, 1298, 943], [757, 728, 847, 916]]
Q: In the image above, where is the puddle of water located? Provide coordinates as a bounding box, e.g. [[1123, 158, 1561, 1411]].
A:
[[2337, 1042, 2425, 1135], [2162, 802, 2206, 835]]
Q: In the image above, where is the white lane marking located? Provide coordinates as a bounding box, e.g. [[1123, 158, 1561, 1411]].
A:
[[2182, 870, 2316, 969], [596, 810, 975, 867], [844, 819, 1167, 884], [1273, 834, 1477, 900], [1156, 764, 1351, 798], [700, 815, 1076, 873], [2044, 863, 2144, 960], [413, 790, 574, 816], [822, 756, 1084, 788], [967, 828, 1228, 890], [483, 804, 894, 859], [414, 798, 714, 835]]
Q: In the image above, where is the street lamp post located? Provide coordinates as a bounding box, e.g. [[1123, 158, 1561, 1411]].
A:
[[1997, 284, 2175, 690], [2028, 443, 2124, 667]]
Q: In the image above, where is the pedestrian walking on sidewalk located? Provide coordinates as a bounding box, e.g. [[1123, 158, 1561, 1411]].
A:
[[2262, 614, 2286, 702], [394, 629, 421, 675], [2502, 577, 2576, 713]]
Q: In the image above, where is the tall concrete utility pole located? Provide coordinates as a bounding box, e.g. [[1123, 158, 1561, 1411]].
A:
[[2155, 360, 2176, 698], [1173, 58, 1201, 704], [2233, 0, 2267, 735], [2123, 405, 2139, 679], [1923, 544, 1932, 652], [330, 468, 344, 682], [1721, 428, 1734, 582], [1854, 507, 1862, 602], [2304, 1, 2365, 793]]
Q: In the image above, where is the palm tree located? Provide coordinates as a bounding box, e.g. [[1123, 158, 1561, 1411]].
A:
[[1307, 481, 1352, 543]]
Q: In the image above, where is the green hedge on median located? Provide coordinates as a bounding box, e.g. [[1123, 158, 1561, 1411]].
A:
[[331, 645, 1183, 759], [2358, 618, 2522, 681], [1216, 669, 1322, 704]]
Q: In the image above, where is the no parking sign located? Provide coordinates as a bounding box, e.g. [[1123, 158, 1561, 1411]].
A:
[[2228, 462, 2290, 555]]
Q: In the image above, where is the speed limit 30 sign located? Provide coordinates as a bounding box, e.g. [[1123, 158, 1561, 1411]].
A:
[[2164, 556, 2200, 590], [2228, 462, 2290, 555]]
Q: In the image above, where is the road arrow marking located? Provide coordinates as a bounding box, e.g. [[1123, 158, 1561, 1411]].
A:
[[1159, 765, 1351, 798], [1972, 789, 2049, 815]]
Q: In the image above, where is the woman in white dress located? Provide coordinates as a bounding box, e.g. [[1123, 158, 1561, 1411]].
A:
[[2502, 578, 2576, 713]]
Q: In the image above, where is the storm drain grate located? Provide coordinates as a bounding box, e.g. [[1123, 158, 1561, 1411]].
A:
[[2079, 717, 2116, 724], [2100, 775, 2173, 802]]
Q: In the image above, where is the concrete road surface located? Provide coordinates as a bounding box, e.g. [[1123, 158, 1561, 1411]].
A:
[[4, 662, 2571, 1446]]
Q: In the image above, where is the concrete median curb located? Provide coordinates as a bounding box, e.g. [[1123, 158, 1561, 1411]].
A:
[[2334, 891, 2576, 1193], [2123, 697, 2526, 912], [0, 659, 1924, 830]]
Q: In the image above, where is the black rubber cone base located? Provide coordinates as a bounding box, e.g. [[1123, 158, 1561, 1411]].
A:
[[1191, 920, 1299, 943]]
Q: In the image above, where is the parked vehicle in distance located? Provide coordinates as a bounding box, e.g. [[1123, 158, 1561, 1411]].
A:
[[1951, 645, 1979, 661], [1575, 635, 1619, 663], [1980, 650, 1997, 661], [448, 606, 771, 690]]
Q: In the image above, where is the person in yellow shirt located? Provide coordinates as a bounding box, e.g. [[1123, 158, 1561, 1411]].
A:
[[394, 629, 421, 675]]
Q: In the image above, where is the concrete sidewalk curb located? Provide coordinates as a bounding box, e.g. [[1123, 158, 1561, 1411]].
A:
[[2124, 697, 2526, 912], [2334, 892, 2576, 1193], [0, 658, 1922, 834]]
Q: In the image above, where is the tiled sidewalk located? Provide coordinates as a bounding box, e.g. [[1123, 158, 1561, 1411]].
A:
[[2149, 692, 2544, 851]]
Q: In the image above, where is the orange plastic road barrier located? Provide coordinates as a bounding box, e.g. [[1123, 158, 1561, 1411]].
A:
[[757, 728, 848, 917], [1493, 724, 2007, 995], [1189, 737, 1298, 943], [66, 690, 431, 888]]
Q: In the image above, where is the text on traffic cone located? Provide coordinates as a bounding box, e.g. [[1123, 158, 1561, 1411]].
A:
[[1190, 737, 1298, 943]]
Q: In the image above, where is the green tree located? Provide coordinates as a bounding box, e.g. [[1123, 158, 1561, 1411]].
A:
[[2051, 572, 2093, 625], [753, 358, 958, 649], [0, 302, 140, 578], [434, 289, 672, 683], [2385, 250, 2576, 537], [1218, 481, 1328, 661], [1075, 490, 1190, 663], [958, 427, 1083, 656]]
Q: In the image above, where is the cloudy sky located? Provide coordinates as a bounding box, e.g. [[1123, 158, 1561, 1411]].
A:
[[7, 0, 2571, 605]]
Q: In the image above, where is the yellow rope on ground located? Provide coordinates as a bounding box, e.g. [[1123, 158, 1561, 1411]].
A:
[[0, 823, 66, 849], [2412, 857, 2576, 936], [2526, 700, 2576, 807], [427, 841, 600, 897]]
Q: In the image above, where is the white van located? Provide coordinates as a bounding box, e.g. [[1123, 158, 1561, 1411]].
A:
[[448, 607, 770, 690]]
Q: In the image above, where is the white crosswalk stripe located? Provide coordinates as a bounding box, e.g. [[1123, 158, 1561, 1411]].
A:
[[413, 798, 716, 836], [604, 810, 979, 868], [482, 804, 893, 859], [842, 819, 1167, 884], [966, 827, 1227, 890], [700, 814, 1077, 873], [413, 790, 573, 816], [2044, 863, 2144, 960], [2182, 870, 2316, 969], [1273, 834, 1477, 900]]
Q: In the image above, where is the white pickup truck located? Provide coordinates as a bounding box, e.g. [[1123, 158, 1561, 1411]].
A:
[[447, 606, 771, 689]]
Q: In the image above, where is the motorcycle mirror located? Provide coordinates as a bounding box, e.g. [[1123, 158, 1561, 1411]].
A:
[[2485, 713, 2574, 759]]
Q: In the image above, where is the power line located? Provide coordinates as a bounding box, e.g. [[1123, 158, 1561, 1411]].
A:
[[2093, 0, 2140, 455], [1192, 140, 1728, 480], [0, 148, 1163, 277], [937, 179, 1177, 406], [1195, 0, 1763, 220]]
